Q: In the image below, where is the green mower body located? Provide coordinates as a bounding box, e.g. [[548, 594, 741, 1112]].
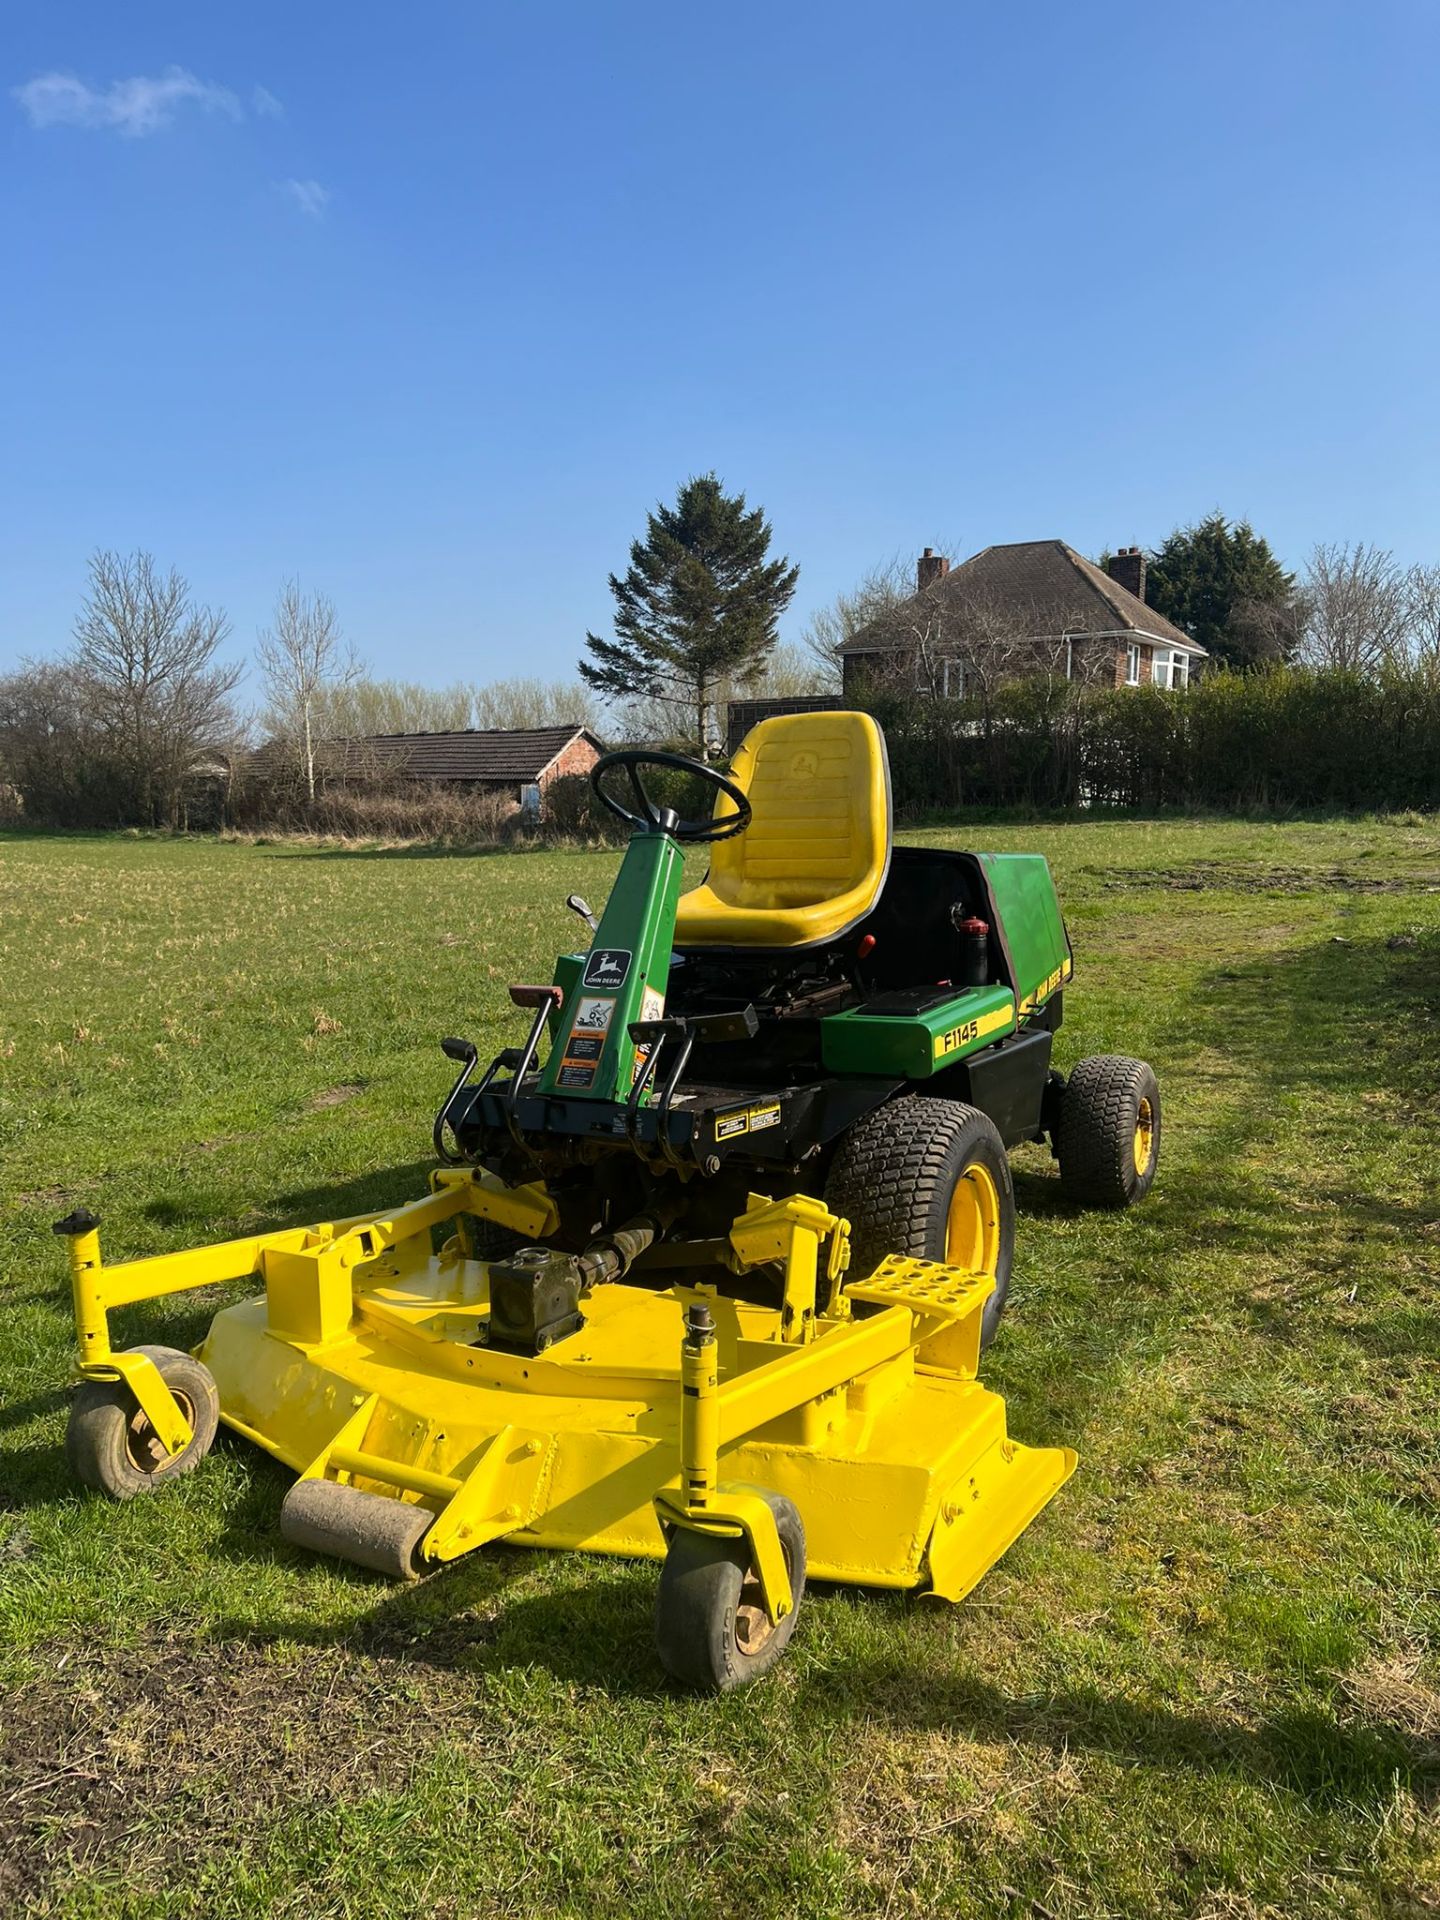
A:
[[443, 827, 1133, 1241]]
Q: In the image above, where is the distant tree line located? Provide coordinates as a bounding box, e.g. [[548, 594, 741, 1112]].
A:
[[0, 551, 240, 829], [0, 554, 616, 829], [3, 498, 1438, 833]]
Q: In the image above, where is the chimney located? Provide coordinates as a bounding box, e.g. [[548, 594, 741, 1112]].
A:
[[917, 546, 950, 593], [1106, 545, 1146, 603]]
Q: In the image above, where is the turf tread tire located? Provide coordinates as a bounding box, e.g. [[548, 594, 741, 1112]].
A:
[[1055, 1054, 1160, 1209], [65, 1344, 219, 1501], [655, 1492, 806, 1692], [823, 1096, 1014, 1348]]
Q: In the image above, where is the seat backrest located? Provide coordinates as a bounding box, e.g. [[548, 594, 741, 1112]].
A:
[[708, 711, 891, 910]]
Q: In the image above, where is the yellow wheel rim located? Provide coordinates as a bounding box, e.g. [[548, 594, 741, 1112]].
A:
[[1134, 1096, 1155, 1177], [945, 1161, 1002, 1278]]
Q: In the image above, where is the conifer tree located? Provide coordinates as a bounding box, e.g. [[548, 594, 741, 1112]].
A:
[[581, 474, 798, 752], [1145, 515, 1297, 669]]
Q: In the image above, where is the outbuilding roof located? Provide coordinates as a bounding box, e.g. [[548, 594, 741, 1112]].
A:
[[341, 725, 604, 782], [250, 724, 604, 785]]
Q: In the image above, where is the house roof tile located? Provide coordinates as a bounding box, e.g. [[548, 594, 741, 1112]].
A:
[[840, 540, 1205, 656]]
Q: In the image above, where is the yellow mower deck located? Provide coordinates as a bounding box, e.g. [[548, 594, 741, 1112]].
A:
[[60, 1169, 1074, 1604]]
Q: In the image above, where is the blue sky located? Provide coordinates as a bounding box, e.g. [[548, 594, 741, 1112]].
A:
[[2, 1, 1437, 687]]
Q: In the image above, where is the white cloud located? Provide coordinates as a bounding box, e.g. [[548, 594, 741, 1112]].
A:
[[14, 66, 248, 137], [279, 177, 331, 219], [251, 85, 284, 119]]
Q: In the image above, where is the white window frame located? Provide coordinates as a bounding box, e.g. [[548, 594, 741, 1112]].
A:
[[941, 656, 967, 699], [1152, 648, 1191, 691], [1125, 642, 1141, 686]]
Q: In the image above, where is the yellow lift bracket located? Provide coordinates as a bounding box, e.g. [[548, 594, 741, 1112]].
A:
[[52, 1171, 559, 1465], [432, 1167, 559, 1244], [725, 1193, 851, 1343]]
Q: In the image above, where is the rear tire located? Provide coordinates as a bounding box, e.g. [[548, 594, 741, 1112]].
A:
[[65, 1345, 219, 1500], [1055, 1055, 1161, 1208], [824, 1096, 1014, 1348], [655, 1492, 805, 1691]]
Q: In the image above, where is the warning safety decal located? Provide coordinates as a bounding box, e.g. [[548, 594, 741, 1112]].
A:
[[714, 1100, 782, 1141]]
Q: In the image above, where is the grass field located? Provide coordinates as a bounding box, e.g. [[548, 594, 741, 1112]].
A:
[[1, 818, 1438, 1919]]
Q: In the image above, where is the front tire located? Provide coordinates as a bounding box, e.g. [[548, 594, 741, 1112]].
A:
[[1056, 1055, 1161, 1208], [65, 1345, 219, 1500], [823, 1096, 1014, 1348], [655, 1492, 806, 1691]]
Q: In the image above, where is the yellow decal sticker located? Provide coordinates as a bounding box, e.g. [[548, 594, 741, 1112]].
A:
[[932, 1004, 1015, 1062], [1017, 963, 1069, 1014]]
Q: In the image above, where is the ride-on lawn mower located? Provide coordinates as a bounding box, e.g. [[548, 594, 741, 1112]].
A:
[[56, 713, 1161, 1689]]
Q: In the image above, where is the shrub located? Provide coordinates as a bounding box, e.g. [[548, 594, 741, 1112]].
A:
[[873, 666, 1440, 820]]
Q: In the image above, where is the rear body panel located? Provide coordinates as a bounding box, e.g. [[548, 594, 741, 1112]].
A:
[[820, 983, 1017, 1079], [973, 852, 1073, 1012]]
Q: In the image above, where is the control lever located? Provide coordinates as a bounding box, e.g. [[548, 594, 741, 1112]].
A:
[[566, 893, 598, 934], [434, 1038, 480, 1163]]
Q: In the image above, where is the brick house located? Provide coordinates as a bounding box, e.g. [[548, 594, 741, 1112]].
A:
[[841, 541, 1207, 700], [315, 725, 604, 818]]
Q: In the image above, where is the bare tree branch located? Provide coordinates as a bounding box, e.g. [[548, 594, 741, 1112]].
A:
[[1403, 563, 1440, 675], [71, 549, 240, 825], [1296, 542, 1409, 673], [256, 579, 361, 802]]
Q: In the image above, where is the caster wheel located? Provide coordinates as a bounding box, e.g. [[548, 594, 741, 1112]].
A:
[[655, 1491, 806, 1691], [65, 1344, 219, 1500]]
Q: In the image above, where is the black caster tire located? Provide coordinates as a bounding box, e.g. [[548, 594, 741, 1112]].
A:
[[65, 1344, 219, 1500], [1056, 1054, 1161, 1209], [655, 1491, 806, 1691]]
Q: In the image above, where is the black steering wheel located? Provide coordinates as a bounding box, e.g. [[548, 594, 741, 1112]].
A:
[[590, 749, 752, 843]]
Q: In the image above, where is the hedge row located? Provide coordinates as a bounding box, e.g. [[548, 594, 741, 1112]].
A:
[[869, 668, 1440, 815]]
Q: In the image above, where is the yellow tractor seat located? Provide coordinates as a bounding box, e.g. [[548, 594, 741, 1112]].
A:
[[674, 711, 892, 950]]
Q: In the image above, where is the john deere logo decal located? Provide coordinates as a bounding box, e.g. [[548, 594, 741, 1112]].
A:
[[583, 949, 631, 989]]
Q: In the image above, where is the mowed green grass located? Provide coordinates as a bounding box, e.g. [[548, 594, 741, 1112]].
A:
[[1, 819, 1437, 1920]]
